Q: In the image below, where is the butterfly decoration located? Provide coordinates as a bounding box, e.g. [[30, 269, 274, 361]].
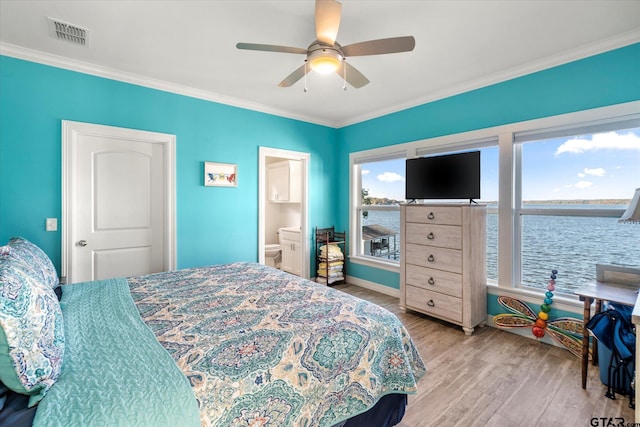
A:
[[204, 162, 237, 187], [208, 172, 236, 185], [493, 295, 586, 359]]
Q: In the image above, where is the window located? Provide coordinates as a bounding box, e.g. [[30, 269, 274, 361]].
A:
[[350, 104, 640, 300], [516, 125, 640, 295], [354, 157, 405, 264], [350, 142, 499, 277]]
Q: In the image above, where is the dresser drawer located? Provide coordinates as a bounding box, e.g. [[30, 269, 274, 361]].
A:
[[405, 264, 462, 298], [405, 223, 462, 250], [405, 285, 463, 323], [405, 243, 462, 274], [405, 205, 461, 225]]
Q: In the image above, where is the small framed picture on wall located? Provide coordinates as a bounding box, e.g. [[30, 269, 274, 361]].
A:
[[204, 162, 237, 187]]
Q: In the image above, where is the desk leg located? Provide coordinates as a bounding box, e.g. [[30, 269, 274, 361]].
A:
[[593, 299, 602, 367], [581, 297, 592, 389]]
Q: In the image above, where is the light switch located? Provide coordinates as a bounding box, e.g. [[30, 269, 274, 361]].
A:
[[46, 218, 58, 232]]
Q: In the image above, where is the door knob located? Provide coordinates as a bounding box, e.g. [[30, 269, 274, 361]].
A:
[[78, 240, 88, 247]]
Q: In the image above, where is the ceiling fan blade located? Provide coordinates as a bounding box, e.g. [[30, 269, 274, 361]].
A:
[[337, 62, 369, 89], [278, 64, 310, 87], [342, 36, 415, 57], [315, 0, 342, 46], [236, 43, 307, 55]]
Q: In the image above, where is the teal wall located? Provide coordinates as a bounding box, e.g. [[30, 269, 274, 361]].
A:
[[2, 43, 639, 298], [0, 56, 339, 273], [336, 43, 640, 291]]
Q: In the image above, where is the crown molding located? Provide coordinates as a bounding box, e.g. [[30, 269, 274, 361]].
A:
[[336, 29, 640, 128], [0, 42, 336, 128], [3, 27, 639, 130]]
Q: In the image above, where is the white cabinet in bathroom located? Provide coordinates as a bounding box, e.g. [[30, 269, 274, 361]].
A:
[[267, 160, 301, 203], [280, 228, 301, 276]]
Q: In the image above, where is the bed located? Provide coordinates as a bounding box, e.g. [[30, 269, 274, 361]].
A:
[[0, 237, 426, 427]]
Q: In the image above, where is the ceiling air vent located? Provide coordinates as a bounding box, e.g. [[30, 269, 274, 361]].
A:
[[47, 17, 89, 47]]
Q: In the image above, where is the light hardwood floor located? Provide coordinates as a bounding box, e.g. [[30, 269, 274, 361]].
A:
[[333, 283, 635, 427]]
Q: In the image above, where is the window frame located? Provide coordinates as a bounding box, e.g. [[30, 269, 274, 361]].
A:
[[512, 121, 637, 295], [349, 136, 499, 272], [348, 101, 640, 300], [350, 148, 408, 272]]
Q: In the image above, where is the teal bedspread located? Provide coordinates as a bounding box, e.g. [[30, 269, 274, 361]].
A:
[[33, 278, 200, 427]]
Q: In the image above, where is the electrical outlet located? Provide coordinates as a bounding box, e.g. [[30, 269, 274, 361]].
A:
[[46, 218, 57, 232]]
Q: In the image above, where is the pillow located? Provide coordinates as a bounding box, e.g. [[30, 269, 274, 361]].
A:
[[3, 237, 59, 290], [0, 259, 64, 407]]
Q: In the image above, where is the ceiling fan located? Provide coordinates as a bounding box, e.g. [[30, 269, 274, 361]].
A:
[[236, 0, 415, 89]]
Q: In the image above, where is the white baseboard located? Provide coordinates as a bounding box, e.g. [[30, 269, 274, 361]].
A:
[[344, 275, 400, 298], [340, 278, 573, 353]]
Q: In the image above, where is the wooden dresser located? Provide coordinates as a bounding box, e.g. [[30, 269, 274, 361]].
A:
[[399, 203, 487, 335]]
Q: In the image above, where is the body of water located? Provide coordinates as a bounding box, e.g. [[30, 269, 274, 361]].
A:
[[361, 207, 640, 294]]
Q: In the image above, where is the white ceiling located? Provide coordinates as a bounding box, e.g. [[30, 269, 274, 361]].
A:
[[1, 1, 639, 128]]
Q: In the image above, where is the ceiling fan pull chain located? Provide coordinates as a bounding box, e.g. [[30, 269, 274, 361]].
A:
[[304, 60, 308, 93], [343, 60, 347, 91]]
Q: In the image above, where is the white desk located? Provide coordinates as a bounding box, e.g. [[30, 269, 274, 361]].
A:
[[575, 281, 639, 390]]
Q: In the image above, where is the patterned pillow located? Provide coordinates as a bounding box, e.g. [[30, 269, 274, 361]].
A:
[[4, 237, 59, 289], [0, 258, 65, 407]]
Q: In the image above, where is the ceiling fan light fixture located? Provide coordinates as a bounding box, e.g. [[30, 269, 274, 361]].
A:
[[308, 49, 342, 74]]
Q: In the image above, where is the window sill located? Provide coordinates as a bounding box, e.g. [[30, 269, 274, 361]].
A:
[[348, 255, 400, 273]]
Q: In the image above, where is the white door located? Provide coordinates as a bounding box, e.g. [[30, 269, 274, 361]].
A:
[[62, 121, 175, 284]]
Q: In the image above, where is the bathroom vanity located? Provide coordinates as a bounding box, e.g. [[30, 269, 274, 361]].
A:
[[279, 227, 302, 276]]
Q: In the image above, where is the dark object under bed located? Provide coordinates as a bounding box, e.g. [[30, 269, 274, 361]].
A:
[[0, 383, 36, 427]]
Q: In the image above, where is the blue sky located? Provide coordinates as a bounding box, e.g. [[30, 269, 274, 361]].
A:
[[361, 127, 640, 203]]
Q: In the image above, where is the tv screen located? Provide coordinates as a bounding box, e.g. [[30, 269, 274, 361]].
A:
[[405, 151, 480, 200]]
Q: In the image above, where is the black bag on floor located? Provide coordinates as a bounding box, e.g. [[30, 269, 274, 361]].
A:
[[586, 303, 636, 407]]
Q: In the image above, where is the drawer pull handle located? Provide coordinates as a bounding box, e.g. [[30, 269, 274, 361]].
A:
[[428, 277, 435, 285], [427, 299, 435, 307], [427, 212, 435, 220], [427, 232, 435, 240], [427, 254, 435, 262]]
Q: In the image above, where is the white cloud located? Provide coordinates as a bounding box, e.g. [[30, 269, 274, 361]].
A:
[[577, 173, 585, 178], [574, 181, 593, 189], [361, 169, 370, 175], [555, 131, 640, 155], [583, 167, 606, 177], [377, 172, 404, 183]]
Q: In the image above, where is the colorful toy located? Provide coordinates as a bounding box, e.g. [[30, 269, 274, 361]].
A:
[[532, 269, 558, 338]]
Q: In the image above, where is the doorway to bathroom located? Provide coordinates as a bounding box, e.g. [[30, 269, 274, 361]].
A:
[[258, 147, 310, 279]]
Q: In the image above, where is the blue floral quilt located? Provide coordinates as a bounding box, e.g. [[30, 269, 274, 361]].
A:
[[128, 262, 426, 427]]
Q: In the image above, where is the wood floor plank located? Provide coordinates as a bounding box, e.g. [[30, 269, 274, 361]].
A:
[[333, 283, 636, 426]]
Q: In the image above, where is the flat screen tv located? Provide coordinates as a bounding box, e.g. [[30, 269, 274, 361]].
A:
[[405, 151, 480, 200]]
